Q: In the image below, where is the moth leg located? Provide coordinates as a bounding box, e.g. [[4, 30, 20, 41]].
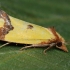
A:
[[20, 45, 33, 51], [20, 44, 49, 50], [43, 46, 53, 54], [20, 43, 55, 52], [0, 42, 10, 48], [20, 44, 50, 50], [44, 43, 55, 54]]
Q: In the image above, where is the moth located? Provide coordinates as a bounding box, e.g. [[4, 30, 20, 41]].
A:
[[0, 10, 68, 53]]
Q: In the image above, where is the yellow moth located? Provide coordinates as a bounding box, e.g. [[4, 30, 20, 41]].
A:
[[0, 10, 68, 53]]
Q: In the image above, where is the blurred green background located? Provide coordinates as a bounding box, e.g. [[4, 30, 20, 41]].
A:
[[0, 0, 70, 70]]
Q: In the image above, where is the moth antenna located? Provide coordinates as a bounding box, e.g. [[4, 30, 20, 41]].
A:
[[65, 41, 70, 45]]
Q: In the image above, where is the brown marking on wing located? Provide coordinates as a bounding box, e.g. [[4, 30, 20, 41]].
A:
[[39, 27, 59, 45], [38, 27, 59, 45], [39, 39, 56, 45], [48, 27, 59, 41], [0, 10, 14, 40], [48, 27, 65, 43], [27, 25, 33, 29]]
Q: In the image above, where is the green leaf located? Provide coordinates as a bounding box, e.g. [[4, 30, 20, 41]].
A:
[[0, 0, 70, 70]]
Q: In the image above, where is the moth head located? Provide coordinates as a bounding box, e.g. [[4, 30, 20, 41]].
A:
[[56, 39, 68, 52]]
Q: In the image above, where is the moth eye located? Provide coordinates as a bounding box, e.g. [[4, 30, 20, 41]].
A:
[[56, 42, 62, 47]]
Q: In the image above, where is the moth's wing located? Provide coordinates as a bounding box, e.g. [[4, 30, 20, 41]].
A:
[[0, 18, 4, 27], [5, 16, 56, 44]]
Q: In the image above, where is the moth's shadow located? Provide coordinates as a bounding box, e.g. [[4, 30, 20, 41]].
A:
[[0, 40, 31, 52]]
